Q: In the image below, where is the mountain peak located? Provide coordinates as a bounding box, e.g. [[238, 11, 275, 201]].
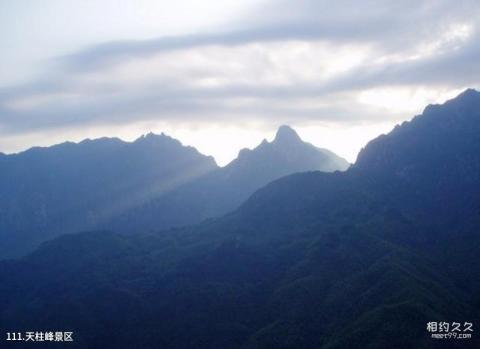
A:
[[457, 88, 479, 99], [139, 132, 165, 140], [354, 88, 480, 175], [134, 132, 176, 146], [448, 88, 480, 107], [273, 125, 302, 144]]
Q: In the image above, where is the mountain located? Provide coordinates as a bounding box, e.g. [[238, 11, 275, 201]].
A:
[[0, 126, 347, 258], [0, 133, 218, 258], [229, 125, 349, 175], [1, 89, 479, 348], [210, 124, 349, 211], [105, 125, 349, 233], [218, 125, 349, 192]]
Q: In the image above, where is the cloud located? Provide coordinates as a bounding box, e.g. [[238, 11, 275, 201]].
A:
[[0, 0, 479, 142], [60, 0, 479, 69]]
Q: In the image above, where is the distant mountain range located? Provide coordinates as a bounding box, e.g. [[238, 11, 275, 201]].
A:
[[105, 125, 349, 234], [0, 126, 348, 258], [1, 89, 479, 348]]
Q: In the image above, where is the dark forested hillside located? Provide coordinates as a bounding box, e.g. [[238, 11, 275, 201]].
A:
[[1, 89, 479, 348]]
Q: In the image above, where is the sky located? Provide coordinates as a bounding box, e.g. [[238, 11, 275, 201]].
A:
[[0, 0, 479, 165]]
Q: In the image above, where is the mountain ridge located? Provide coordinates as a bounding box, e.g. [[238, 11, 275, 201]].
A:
[[1, 89, 480, 348], [104, 125, 349, 233], [0, 132, 218, 258], [0, 125, 347, 258]]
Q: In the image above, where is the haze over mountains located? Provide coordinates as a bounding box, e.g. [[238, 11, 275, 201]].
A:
[[0, 125, 348, 258], [1, 89, 479, 348], [106, 125, 349, 234]]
